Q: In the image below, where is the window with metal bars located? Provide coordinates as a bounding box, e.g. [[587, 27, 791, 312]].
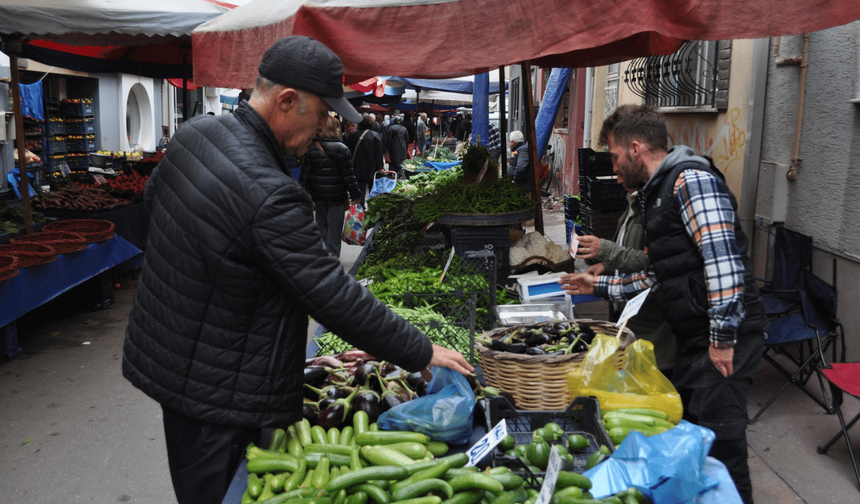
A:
[[623, 40, 730, 110]]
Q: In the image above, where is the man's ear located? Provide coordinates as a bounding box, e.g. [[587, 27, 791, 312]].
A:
[[629, 139, 646, 160], [276, 87, 300, 112]]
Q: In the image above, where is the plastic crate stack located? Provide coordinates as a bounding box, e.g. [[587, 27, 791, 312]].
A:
[[61, 98, 96, 172], [578, 148, 626, 239], [450, 225, 511, 280], [44, 99, 66, 174]]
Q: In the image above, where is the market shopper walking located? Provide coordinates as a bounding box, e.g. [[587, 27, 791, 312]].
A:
[[122, 36, 473, 504], [560, 105, 766, 504], [345, 115, 384, 206], [416, 112, 428, 155], [300, 115, 362, 256]]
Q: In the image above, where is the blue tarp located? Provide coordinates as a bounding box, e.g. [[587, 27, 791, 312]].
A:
[[19, 80, 44, 121], [423, 161, 461, 171], [536, 68, 572, 159], [472, 73, 489, 147], [384, 77, 506, 95]]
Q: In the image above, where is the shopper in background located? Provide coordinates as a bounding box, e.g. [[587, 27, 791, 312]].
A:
[[416, 112, 428, 156], [507, 130, 531, 193], [300, 115, 362, 256], [123, 36, 473, 504], [560, 104, 766, 504], [345, 115, 384, 206], [386, 115, 409, 174], [487, 121, 502, 161]]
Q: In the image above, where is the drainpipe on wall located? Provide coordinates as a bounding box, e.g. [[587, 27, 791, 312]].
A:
[[774, 34, 809, 181]]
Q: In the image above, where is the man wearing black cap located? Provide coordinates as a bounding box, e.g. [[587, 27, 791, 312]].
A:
[[122, 36, 473, 504]]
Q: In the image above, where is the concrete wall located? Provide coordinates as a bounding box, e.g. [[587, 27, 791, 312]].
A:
[[756, 26, 860, 359]]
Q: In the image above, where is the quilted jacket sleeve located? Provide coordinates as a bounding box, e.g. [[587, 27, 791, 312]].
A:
[[250, 182, 433, 372]]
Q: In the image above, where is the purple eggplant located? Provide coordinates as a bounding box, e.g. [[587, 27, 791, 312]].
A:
[[319, 397, 336, 411], [317, 388, 358, 430], [303, 402, 319, 424], [352, 389, 382, 423], [352, 361, 378, 387], [404, 371, 425, 390], [304, 366, 330, 388]]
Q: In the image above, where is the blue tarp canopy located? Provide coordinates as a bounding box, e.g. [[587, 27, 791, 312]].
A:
[[383, 76, 506, 95]]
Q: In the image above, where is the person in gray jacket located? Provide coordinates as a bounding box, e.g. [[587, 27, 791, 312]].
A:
[[122, 36, 472, 504], [575, 184, 676, 376], [507, 130, 531, 193]]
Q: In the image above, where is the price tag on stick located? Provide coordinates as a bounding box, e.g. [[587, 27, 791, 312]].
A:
[[465, 419, 508, 467], [615, 287, 651, 337], [535, 449, 563, 504]]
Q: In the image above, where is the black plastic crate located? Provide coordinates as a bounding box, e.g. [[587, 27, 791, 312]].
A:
[[66, 155, 89, 171], [60, 100, 94, 117], [67, 137, 96, 153], [581, 206, 623, 240], [46, 154, 66, 172], [577, 148, 614, 177], [482, 396, 614, 487], [46, 120, 66, 136], [65, 118, 95, 135], [44, 138, 67, 155], [450, 225, 510, 273]]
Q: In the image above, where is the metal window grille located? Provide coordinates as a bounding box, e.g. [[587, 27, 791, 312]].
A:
[[624, 40, 719, 108]]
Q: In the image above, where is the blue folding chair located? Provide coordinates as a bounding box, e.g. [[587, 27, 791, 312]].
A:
[[748, 228, 844, 424]]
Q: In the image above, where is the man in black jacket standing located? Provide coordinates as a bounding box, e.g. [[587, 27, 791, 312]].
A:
[[345, 115, 384, 206], [122, 36, 473, 504]]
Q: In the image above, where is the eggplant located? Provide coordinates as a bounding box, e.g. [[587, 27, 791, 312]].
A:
[[415, 379, 428, 397], [526, 346, 546, 355], [352, 389, 382, 423], [572, 340, 589, 353], [303, 402, 319, 424], [525, 332, 551, 347], [381, 389, 405, 411], [304, 366, 330, 388], [316, 388, 359, 430], [491, 340, 528, 353], [404, 372, 425, 390], [578, 325, 597, 344], [382, 362, 399, 375], [552, 321, 570, 332], [352, 361, 377, 387], [319, 397, 336, 411]]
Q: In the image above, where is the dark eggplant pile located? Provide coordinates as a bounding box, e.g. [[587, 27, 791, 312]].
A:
[[478, 321, 604, 356], [303, 349, 512, 428]]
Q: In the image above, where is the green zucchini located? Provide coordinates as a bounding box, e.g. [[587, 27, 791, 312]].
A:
[[246, 457, 299, 474], [356, 431, 430, 446], [269, 428, 288, 452], [325, 465, 410, 493]]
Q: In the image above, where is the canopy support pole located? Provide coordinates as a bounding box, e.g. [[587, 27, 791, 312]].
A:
[[180, 43, 191, 123], [3, 35, 34, 234], [499, 65, 507, 178], [520, 61, 543, 234]]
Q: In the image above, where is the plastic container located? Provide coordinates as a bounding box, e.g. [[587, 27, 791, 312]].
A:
[[46, 120, 66, 136], [65, 118, 95, 135], [482, 395, 614, 486], [44, 138, 67, 156], [577, 148, 614, 177], [60, 100, 94, 117], [492, 303, 567, 326]]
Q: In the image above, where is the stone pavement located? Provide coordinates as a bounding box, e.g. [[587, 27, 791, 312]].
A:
[[0, 208, 858, 503]]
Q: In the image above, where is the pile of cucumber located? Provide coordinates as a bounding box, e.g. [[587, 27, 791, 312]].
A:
[[240, 410, 641, 504], [600, 408, 677, 446]]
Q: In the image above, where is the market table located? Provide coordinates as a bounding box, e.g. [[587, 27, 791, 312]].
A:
[[0, 234, 142, 359]]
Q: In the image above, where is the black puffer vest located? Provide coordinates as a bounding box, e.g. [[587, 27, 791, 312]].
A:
[[639, 154, 767, 349], [300, 137, 361, 202]]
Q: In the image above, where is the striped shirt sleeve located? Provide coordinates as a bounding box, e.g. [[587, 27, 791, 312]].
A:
[[675, 169, 746, 345]]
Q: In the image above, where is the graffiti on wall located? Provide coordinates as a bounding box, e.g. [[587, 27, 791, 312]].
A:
[[667, 107, 746, 182]]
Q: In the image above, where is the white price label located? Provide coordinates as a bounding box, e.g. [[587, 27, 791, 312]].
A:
[[615, 287, 652, 327], [465, 419, 508, 467], [568, 229, 579, 259], [535, 449, 563, 504]]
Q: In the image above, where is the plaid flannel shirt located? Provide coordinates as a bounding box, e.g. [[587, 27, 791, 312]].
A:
[[487, 122, 502, 155], [595, 169, 747, 346]]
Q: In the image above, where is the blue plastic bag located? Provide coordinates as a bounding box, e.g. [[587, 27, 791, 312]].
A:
[[377, 366, 475, 445], [368, 172, 397, 199], [583, 421, 742, 504]]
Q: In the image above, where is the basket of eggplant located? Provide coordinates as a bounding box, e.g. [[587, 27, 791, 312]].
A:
[[475, 319, 635, 411]]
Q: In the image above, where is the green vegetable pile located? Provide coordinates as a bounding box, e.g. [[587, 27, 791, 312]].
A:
[[393, 165, 464, 199], [0, 202, 49, 233], [412, 178, 535, 223]]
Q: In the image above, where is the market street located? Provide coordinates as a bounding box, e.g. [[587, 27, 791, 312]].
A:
[[0, 208, 858, 503]]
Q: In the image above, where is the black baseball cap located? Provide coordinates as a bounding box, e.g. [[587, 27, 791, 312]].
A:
[[258, 36, 362, 123]]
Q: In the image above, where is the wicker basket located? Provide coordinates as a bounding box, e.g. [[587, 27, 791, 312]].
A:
[[11, 232, 88, 254], [43, 219, 115, 243], [0, 243, 57, 268], [0, 254, 19, 282], [477, 319, 635, 410]]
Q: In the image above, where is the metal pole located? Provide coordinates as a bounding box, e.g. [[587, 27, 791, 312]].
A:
[[3, 36, 34, 234], [520, 61, 543, 234], [499, 65, 507, 177]]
